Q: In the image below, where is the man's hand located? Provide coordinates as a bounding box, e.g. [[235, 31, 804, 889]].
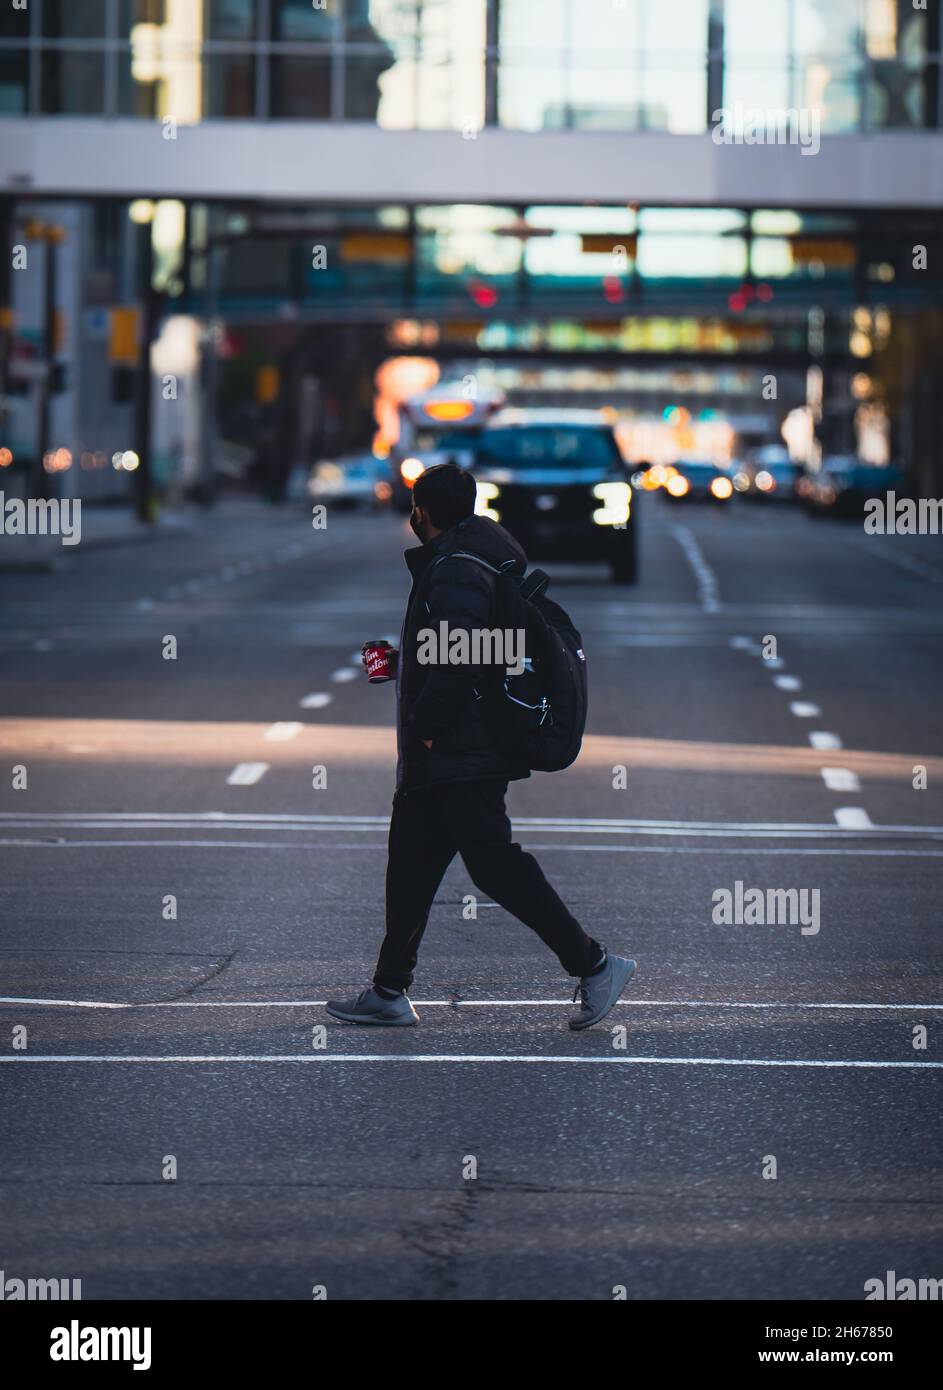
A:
[[422, 738, 433, 749]]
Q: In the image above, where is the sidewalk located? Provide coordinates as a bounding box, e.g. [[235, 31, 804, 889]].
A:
[[0, 495, 308, 573], [0, 503, 200, 573]]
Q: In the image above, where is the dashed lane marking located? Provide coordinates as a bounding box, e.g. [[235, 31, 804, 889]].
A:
[[263, 723, 302, 742], [821, 767, 861, 793], [225, 762, 270, 786]]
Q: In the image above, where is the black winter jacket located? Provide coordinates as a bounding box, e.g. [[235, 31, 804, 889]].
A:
[[395, 514, 532, 795]]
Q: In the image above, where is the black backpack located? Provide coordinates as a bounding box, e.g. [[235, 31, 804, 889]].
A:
[[439, 551, 588, 772]]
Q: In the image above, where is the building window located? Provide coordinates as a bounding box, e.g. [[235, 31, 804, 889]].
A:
[[498, 0, 707, 132], [0, 47, 28, 114], [119, 1, 169, 35], [270, 0, 335, 42], [343, 0, 484, 129], [41, 51, 107, 114], [204, 53, 256, 116], [0, 5, 29, 41], [271, 53, 333, 117], [42, 0, 108, 39], [344, 47, 400, 122], [206, 0, 257, 41]]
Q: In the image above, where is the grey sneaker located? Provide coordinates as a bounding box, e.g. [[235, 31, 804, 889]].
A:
[[326, 986, 419, 1027], [569, 953, 637, 1031]]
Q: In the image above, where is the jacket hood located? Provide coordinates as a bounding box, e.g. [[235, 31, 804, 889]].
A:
[[406, 513, 526, 578]]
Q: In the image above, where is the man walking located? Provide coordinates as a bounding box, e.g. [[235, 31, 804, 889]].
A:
[[326, 464, 636, 1030]]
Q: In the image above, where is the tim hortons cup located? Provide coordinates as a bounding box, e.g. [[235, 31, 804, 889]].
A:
[[363, 639, 394, 682]]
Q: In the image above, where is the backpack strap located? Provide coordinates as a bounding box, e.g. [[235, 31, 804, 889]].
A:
[[434, 549, 502, 575], [519, 569, 550, 601], [436, 551, 548, 598]]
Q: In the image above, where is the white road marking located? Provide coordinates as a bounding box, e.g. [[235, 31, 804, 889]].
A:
[[2, 1054, 940, 1069], [774, 675, 802, 691], [821, 767, 861, 793], [810, 731, 843, 750], [263, 722, 302, 742], [729, 636, 752, 649], [670, 524, 721, 612], [330, 668, 358, 683], [834, 807, 874, 829], [3, 996, 941, 1012], [3, 840, 942, 857], [858, 539, 943, 587], [790, 701, 822, 718], [299, 692, 332, 709], [764, 658, 785, 670], [225, 762, 270, 786], [0, 811, 935, 839]]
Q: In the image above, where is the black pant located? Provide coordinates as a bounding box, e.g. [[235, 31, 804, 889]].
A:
[[374, 779, 603, 992]]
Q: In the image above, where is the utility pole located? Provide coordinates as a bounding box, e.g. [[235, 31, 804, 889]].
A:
[[132, 210, 158, 524], [0, 198, 12, 416], [23, 217, 67, 500]]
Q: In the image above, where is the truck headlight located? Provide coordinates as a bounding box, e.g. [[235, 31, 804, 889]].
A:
[[592, 481, 631, 525], [475, 480, 501, 522]]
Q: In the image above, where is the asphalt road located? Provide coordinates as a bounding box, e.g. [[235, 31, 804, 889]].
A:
[[1, 492, 942, 1300]]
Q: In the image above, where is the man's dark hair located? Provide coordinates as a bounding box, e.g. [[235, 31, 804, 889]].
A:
[[412, 463, 476, 530]]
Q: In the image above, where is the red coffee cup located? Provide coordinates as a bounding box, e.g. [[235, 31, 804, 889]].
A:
[[363, 639, 394, 683]]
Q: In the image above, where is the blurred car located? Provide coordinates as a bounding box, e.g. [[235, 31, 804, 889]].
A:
[[307, 453, 392, 509], [662, 458, 735, 503], [798, 457, 905, 517], [461, 408, 637, 583], [748, 447, 802, 502]]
